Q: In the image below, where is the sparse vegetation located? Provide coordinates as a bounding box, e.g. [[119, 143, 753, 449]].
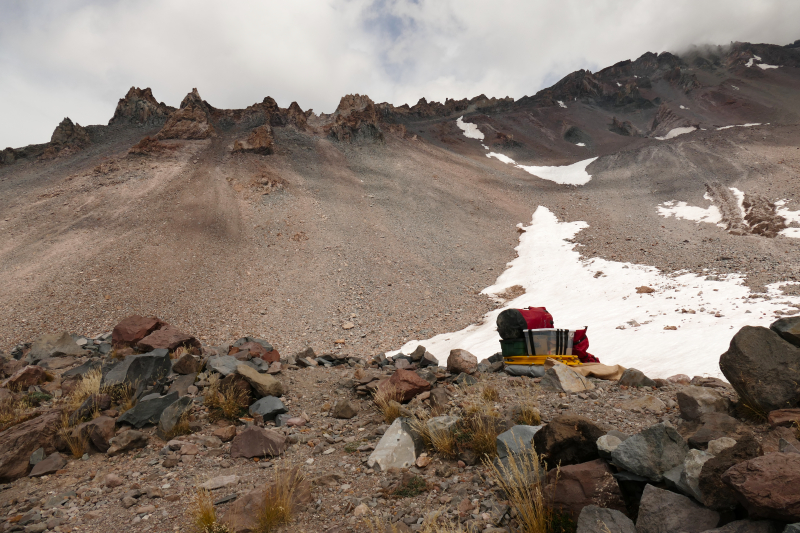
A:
[[481, 384, 500, 402], [189, 489, 230, 533], [68, 368, 102, 410], [391, 474, 427, 498], [164, 411, 193, 439], [0, 398, 38, 432], [205, 382, 250, 421], [253, 464, 306, 533], [103, 380, 138, 414], [373, 383, 403, 424], [60, 411, 88, 459], [515, 386, 542, 426]]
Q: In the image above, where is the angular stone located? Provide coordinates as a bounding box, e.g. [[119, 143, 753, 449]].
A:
[[2, 365, 48, 391], [331, 399, 358, 419], [221, 470, 311, 532], [677, 386, 732, 421], [69, 393, 112, 425], [206, 356, 242, 377], [101, 349, 171, 398], [248, 396, 287, 420], [636, 484, 719, 533], [0, 410, 61, 482], [664, 449, 714, 503], [235, 364, 283, 397], [447, 349, 478, 375], [707, 437, 737, 456], [230, 426, 286, 458], [770, 316, 800, 348], [597, 434, 623, 459], [618, 368, 656, 388], [61, 359, 101, 379], [167, 373, 197, 397], [685, 412, 746, 449], [767, 408, 800, 428], [496, 425, 543, 459], [172, 353, 201, 375], [107, 430, 148, 456], [720, 326, 800, 413], [577, 505, 635, 533], [29, 448, 45, 466], [137, 325, 200, 352], [26, 332, 86, 363], [74, 416, 116, 453], [699, 434, 762, 511], [29, 453, 66, 477], [541, 362, 595, 393], [387, 369, 431, 402], [213, 425, 237, 442], [367, 418, 424, 471], [611, 423, 688, 482], [426, 416, 459, 437], [158, 396, 192, 435], [534, 415, 605, 467], [699, 519, 783, 533], [621, 395, 665, 414], [112, 315, 165, 346], [721, 453, 800, 521], [118, 392, 179, 428], [545, 459, 627, 519], [199, 475, 239, 490]]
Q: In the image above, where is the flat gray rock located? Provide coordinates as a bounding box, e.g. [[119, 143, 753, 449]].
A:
[[636, 484, 719, 533], [496, 425, 542, 459], [611, 423, 688, 482], [118, 392, 179, 428], [577, 505, 635, 533]]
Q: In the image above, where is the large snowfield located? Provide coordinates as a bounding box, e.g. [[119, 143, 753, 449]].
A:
[[392, 207, 800, 379]]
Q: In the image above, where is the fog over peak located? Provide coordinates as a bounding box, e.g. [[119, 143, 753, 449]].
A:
[[1, 0, 798, 148]]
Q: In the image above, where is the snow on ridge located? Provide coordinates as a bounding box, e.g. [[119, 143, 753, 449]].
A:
[[717, 123, 762, 130], [483, 147, 598, 186], [758, 63, 780, 70], [655, 127, 697, 140], [776, 200, 800, 238], [456, 116, 484, 140], [390, 206, 800, 379], [576, 142, 586, 147], [486, 152, 516, 165], [557, 100, 567, 108], [730, 187, 746, 220]]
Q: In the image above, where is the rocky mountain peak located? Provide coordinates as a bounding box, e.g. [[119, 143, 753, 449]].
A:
[[327, 94, 383, 143], [156, 88, 215, 140], [109, 87, 174, 126], [49, 118, 90, 146]]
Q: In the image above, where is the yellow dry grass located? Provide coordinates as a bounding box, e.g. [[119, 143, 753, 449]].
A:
[[59, 411, 88, 459], [253, 464, 306, 533], [67, 368, 102, 410], [189, 489, 231, 533], [205, 382, 250, 421], [373, 383, 403, 424]]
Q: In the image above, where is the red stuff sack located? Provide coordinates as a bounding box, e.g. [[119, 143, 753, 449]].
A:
[[519, 307, 554, 330], [497, 307, 554, 340], [573, 328, 599, 363]]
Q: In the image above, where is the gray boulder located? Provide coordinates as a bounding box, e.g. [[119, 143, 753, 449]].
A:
[[541, 362, 595, 393], [719, 326, 800, 413], [771, 317, 800, 348], [158, 396, 192, 435], [107, 430, 148, 456], [102, 349, 171, 399], [117, 392, 179, 428], [367, 418, 425, 471], [700, 520, 783, 533], [207, 356, 254, 377], [784, 524, 800, 533], [664, 449, 714, 502], [331, 399, 358, 419], [611, 423, 688, 482], [576, 505, 635, 533], [636, 484, 719, 533], [248, 396, 286, 421], [61, 359, 101, 379], [677, 386, 732, 421], [618, 368, 656, 388], [496, 425, 542, 459], [26, 332, 86, 363]]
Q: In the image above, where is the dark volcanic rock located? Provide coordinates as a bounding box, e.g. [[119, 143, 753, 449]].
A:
[[29, 452, 66, 477], [618, 368, 656, 388], [611, 423, 688, 482], [771, 316, 800, 347], [230, 426, 286, 458], [636, 484, 719, 533], [248, 396, 287, 420], [112, 315, 166, 347], [699, 434, 762, 511], [74, 416, 116, 453], [577, 505, 635, 533], [136, 325, 200, 352], [26, 332, 86, 363], [117, 392, 179, 428], [156, 88, 215, 140], [684, 412, 748, 449], [109, 87, 174, 126], [387, 369, 431, 402], [0, 410, 61, 482], [533, 415, 605, 466], [102, 349, 172, 399], [544, 459, 627, 519], [326, 94, 384, 143], [719, 326, 800, 413]]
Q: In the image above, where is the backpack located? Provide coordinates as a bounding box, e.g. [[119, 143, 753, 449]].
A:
[[496, 307, 554, 340]]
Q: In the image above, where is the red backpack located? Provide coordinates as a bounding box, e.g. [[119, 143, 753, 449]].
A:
[[497, 306, 599, 363]]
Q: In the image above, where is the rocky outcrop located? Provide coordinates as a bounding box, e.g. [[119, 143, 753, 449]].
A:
[[232, 124, 274, 155], [534, 415, 605, 467], [109, 87, 174, 126], [156, 88, 215, 140], [0, 411, 61, 482], [650, 103, 692, 137], [609, 117, 641, 136], [50, 118, 91, 147], [326, 94, 384, 143]]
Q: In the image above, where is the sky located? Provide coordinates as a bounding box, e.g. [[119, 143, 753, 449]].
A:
[[1, 0, 799, 148]]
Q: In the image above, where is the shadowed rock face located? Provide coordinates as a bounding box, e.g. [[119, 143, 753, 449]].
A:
[[50, 118, 90, 147], [156, 88, 216, 140], [109, 87, 175, 126], [326, 94, 384, 143]]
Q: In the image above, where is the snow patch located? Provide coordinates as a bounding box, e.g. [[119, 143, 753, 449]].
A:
[[557, 100, 567, 108], [456, 116, 484, 140], [731, 85, 740, 91], [679, 105, 688, 110], [776, 200, 800, 239], [658, 200, 723, 227], [655, 127, 697, 140], [745, 58, 755, 68], [716, 123, 762, 130], [730, 187, 747, 220], [757, 63, 780, 70], [390, 206, 800, 378], [616, 82, 621, 87], [486, 152, 516, 165], [575, 142, 586, 147], [516, 157, 598, 186]]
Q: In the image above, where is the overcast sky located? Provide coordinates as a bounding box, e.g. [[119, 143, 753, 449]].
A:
[[1, 0, 799, 148]]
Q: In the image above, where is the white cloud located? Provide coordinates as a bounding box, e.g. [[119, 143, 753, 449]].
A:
[[1, 0, 799, 148]]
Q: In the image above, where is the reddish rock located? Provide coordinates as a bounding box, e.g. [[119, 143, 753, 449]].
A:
[[136, 325, 200, 352], [767, 408, 800, 428], [3, 365, 48, 391], [699, 434, 762, 511], [1, 359, 25, 379], [230, 426, 286, 458], [212, 425, 237, 443], [722, 452, 800, 521], [74, 416, 116, 453], [447, 349, 478, 375], [156, 89, 215, 140], [386, 369, 431, 403], [0, 410, 61, 481], [261, 349, 280, 364], [29, 452, 66, 477], [232, 125, 274, 155], [172, 353, 201, 375], [112, 315, 165, 347], [544, 459, 627, 519]]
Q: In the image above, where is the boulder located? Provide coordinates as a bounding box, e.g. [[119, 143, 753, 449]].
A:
[[677, 386, 732, 421], [698, 434, 762, 511], [719, 326, 800, 413], [74, 416, 115, 453], [235, 364, 283, 397], [117, 392, 179, 428], [158, 396, 192, 435], [540, 362, 595, 393], [496, 425, 542, 459], [156, 89, 215, 140], [596, 431, 628, 459], [429, 387, 450, 414], [367, 418, 425, 471], [2, 365, 48, 391], [29, 452, 66, 477], [136, 325, 200, 352], [721, 452, 800, 521], [26, 332, 86, 363], [167, 373, 197, 397], [206, 356, 242, 377], [101, 349, 171, 398], [230, 426, 286, 458], [447, 349, 477, 375], [699, 520, 783, 533], [576, 505, 635, 533], [0, 410, 61, 482], [767, 408, 800, 428], [533, 415, 605, 466], [664, 449, 714, 502], [636, 484, 719, 533], [69, 393, 112, 424], [331, 399, 358, 419], [770, 316, 800, 347], [213, 425, 236, 442], [199, 475, 240, 491], [620, 395, 665, 413], [426, 416, 459, 437], [61, 359, 101, 379], [111, 315, 165, 347], [387, 369, 431, 402], [107, 430, 148, 456], [545, 459, 627, 519], [172, 353, 201, 375], [248, 396, 287, 420], [232, 124, 274, 155], [611, 423, 688, 482], [618, 368, 656, 388], [684, 412, 747, 449]]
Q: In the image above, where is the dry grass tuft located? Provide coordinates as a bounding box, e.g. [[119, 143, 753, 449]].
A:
[[60, 411, 88, 459], [0, 398, 38, 432], [481, 384, 500, 402], [515, 386, 542, 426], [253, 464, 306, 533], [366, 510, 465, 533], [412, 410, 458, 459], [373, 384, 403, 424], [463, 412, 502, 458], [189, 489, 231, 533], [102, 380, 138, 414], [485, 442, 554, 533], [68, 368, 102, 410], [164, 411, 193, 439], [205, 382, 250, 421]]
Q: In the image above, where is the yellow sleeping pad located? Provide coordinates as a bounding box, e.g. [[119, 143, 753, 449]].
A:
[[503, 355, 582, 366]]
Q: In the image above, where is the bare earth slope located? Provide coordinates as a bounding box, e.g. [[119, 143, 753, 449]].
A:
[[1, 40, 799, 355]]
